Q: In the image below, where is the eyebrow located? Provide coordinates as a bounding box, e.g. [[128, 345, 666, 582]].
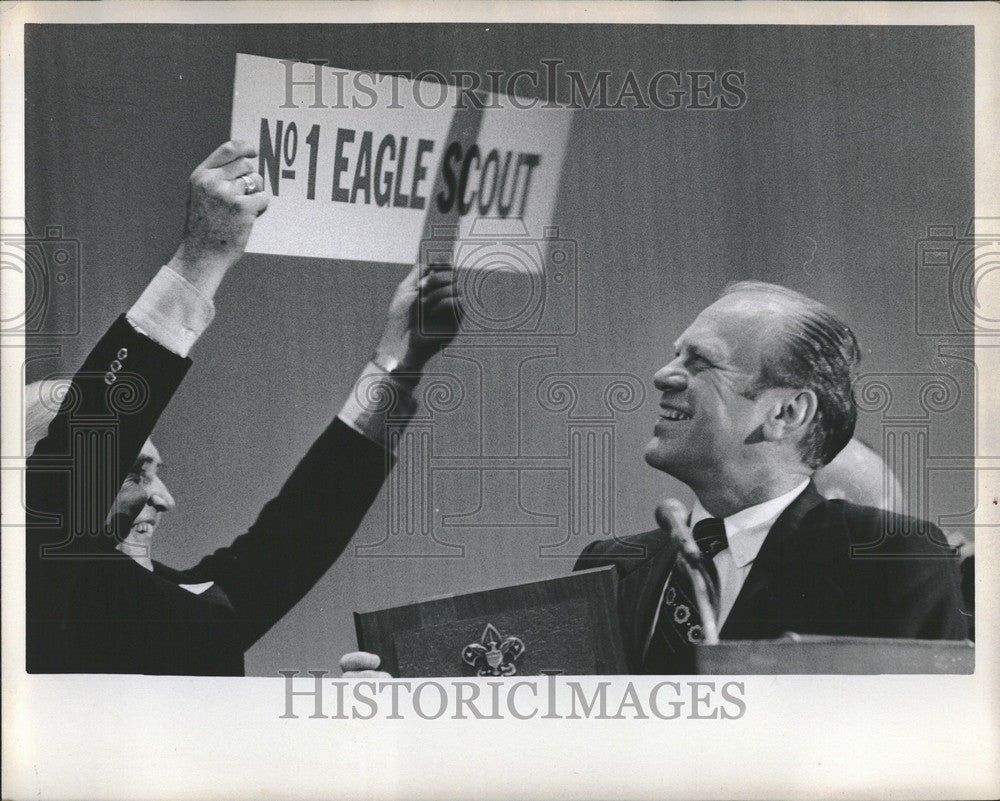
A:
[[674, 339, 723, 363]]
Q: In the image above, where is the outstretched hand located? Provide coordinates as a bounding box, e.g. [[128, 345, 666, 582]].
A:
[[375, 262, 463, 374]]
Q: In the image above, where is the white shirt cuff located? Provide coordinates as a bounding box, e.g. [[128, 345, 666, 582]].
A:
[[338, 362, 419, 452], [125, 265, 215, 357]]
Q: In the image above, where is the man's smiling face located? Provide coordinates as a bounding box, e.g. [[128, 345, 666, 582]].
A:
[[643, 291, 785, 488], [105, 439, 175, 554]]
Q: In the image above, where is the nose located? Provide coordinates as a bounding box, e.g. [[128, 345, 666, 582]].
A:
[[147, 476, 175, 512], [653, 357, 688, 393]]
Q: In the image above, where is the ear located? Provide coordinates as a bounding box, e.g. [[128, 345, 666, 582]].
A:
[[761, 388, 818, 444]]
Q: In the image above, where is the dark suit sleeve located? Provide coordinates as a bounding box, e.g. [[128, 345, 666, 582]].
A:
[[182, 418, 393, 650], [27, 315, 190, 552], [26, 315, 191, 671]]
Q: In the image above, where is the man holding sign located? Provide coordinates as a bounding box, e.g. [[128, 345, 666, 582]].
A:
[[26, 140, 461, 675]]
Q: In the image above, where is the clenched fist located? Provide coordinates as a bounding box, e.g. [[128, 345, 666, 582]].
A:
[[167, 140, 269, 299]]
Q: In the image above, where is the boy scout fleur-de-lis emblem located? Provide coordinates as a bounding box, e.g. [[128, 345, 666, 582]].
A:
[[461, 623, 526, 676]]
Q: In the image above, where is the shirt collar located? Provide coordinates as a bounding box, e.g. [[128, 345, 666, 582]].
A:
[[690, 480, 810, 568]]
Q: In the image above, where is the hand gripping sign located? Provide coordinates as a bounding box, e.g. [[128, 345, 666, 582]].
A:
[[230, 54, 573, 265]]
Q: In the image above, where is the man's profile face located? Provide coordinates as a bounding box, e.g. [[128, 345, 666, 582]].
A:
[[105, 439, 175, 550], [643, 291, 786, 486]]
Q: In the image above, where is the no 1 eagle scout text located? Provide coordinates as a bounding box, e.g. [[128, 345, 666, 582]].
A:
[[259, 119, 542, 218]]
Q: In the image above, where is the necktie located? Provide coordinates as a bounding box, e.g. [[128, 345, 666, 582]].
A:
[[693, 517, 728, 560], [643, 518, 726, 673]]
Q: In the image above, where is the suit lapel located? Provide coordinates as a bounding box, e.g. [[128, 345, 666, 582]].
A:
[[720, 482, 825, 639]]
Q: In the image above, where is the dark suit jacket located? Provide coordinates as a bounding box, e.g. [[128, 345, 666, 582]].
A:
[[574, 482, 969, 673], [27, 315, 390, 675]]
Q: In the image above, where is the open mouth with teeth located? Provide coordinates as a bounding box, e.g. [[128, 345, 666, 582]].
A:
[[659, 407, 693, 421], [131, 521, 156, 536]]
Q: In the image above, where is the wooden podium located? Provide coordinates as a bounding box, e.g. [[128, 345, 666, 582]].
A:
[[356, 569, 974, 676], [355, 567, 629, 677], [695, 635, 974, 674]]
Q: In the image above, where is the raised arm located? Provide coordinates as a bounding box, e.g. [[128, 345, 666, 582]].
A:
[[26, 141, 267, 670], [28, 141, 267, 531], [183, 264, 463, 650]]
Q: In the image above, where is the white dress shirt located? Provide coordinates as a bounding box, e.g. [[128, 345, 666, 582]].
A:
[[690, 480, 810, 628]]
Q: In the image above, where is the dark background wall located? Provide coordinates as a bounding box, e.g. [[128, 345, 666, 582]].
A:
[[25, 24, 974, 675]]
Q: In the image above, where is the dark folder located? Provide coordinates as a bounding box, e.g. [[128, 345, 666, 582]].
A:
[[354, 566, 628, 677]]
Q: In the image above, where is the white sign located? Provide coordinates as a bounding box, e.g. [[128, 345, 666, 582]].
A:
[[231, 54, 573, 265]]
